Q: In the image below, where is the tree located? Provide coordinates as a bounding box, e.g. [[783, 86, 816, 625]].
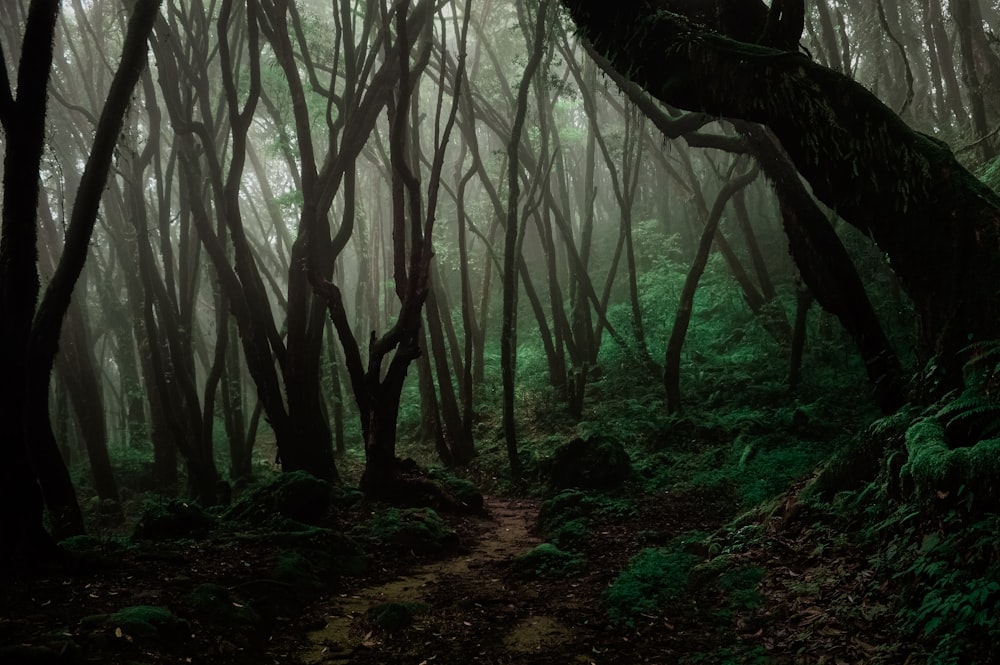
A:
[[0, 0, 161, 565], [557, 0, 1000, 399]]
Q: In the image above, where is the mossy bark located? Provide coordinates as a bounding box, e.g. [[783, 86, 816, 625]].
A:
[[560, 0, 1000, 395]]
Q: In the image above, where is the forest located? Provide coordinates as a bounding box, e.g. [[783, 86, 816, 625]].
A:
[[2, 0, 1000, 662]]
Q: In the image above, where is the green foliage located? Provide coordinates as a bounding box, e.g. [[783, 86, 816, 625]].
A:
[[132, 499, 216, 540], [979, 154, 1000, 193], [426, 467, 485, 514], [605, 546, 699, 626], [935, 340, 1000, 446], [225, 470, 333, 525], [635, 414, 829, 509], [887, 507, 1000, 663], [537, 489, 636, 538], [543, 435, 631, 490], [549, 518, 589, 551], [511, 543, 586, 578], [271, 550, 326, 589], [900, 418, 1000, 506], [109, 605, 183, 639], [360, 507, 459, 555]]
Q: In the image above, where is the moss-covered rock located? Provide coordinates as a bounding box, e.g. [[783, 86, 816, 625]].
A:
[[362, 507, 459, 555], [108, 605, 184, 639], [427, 468, 486, 515], [549, 518, 589, 551], [364, 602, 427, 632], [545, 435, 631, 490], [226, 470, 332, 525], [271, 551, 326, 589], [537, 489, 635, 537], [132, 500, 216, 540], [511, 543, 585, 578]]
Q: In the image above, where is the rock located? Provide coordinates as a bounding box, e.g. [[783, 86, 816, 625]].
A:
[[226, 471, 332, 525], [132, 500, 216, 540], [511, 543, 585, 578], [546, 435, 631, 490]]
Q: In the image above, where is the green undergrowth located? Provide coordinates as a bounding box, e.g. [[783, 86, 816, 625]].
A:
[[537, 488, 637, 539], [605, 529, 763, 631], [511, 543, 586, 578], [355, 507, 459, 555], [605, 544, 700, 626], [632, 404, 842, 509], [810, 351, 1000, 664]]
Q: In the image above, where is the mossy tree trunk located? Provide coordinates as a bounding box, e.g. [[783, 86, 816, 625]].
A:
[[559, 0, 1000, 396]]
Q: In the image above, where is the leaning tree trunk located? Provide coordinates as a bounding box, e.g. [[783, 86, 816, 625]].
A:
[[664, 164, 759, 412], [559, 0, 1000, 397]]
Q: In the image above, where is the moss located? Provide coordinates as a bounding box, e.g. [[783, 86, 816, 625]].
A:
[[511, 543, 585, 579], [362, 507, 458, 555], [543, 435, 632, 490], [550, 518, 589, 551], [806, 406, 917, 502], [901, 417, 1000, 506], [605, 547, 699, 626], [226, 470, 332, 525], [537, 489, 635, 537], [363, 602, 427, 632], [132, 500, 216, 540], [109, 605, 183, 639], [271, 550, 326, 589], [426, 468, 486, 514]]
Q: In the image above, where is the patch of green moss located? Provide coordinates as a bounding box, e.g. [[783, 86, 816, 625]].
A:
[[226, 470, 332, 525], [511, 543, 585, 578], [979, 154, 1000, 193], [605, 547, 699, 626], [362, 507, 458, 555], [271, 550, 326, 589], [536, 489, 635, 537], [550, 518, 589, 551], [427, 468, 486, 514], [364, 601, 428, 632], [132, 500, 216, 540], [109, 605, 183, 639], [59, 534, 130, 556], [544, 435, 632, 490], [900, 418, 1000, 506]]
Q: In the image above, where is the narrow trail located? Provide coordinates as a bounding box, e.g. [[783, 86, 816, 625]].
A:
[[297, 496, 595, 665]]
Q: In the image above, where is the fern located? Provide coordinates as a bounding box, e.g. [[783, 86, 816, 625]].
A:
[[935, 341, 1000, 446]]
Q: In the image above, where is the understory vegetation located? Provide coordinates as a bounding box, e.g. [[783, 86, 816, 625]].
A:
[[15, 248, 1000, 663]]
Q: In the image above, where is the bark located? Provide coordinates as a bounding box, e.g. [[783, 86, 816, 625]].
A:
[[664, 164, 759, 413], [559, 0, 1000, 395], [740, 124, 905, 412], [502, 1, 549, 481]]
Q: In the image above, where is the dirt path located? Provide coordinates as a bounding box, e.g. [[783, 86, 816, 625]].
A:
[[296, 496, 596, 665]]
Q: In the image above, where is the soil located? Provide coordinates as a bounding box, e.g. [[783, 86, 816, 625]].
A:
[[0, 487, 914, 664]]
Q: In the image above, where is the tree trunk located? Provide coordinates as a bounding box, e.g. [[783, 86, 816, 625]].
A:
[[665, 164, 759, 413], [560, 0, 1000, 396]]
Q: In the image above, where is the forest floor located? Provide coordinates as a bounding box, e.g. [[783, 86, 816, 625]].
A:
[[0, 479, 915, 664], [268, 490, 730, 665]]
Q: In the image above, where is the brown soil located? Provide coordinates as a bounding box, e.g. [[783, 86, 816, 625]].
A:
[[0, 486, 915, 664]]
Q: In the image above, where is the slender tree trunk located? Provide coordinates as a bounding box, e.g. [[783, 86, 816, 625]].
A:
[[665, 164, 758, 413]]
